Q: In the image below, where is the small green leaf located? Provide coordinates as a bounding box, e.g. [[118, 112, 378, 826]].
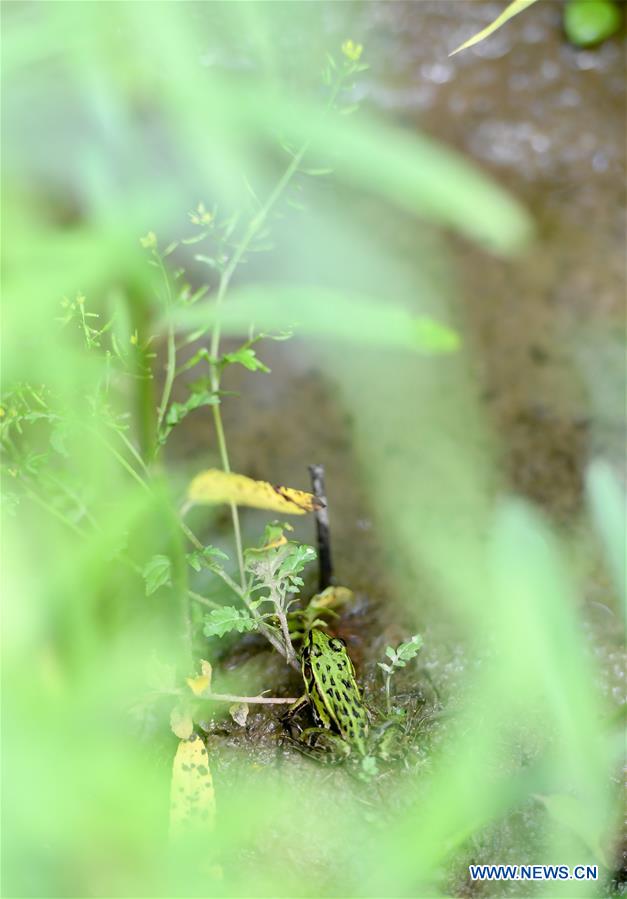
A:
[[176, 347, 212, 376], [396, 634, 424, 663], [162, 240, 180, 257], [161, 390, 220, 442], [203, 607, 257, 638], [143, 554, 172, 596], [221, 347, 270, 373], [194, 254, 220, 269], [187, 546, 229, 572], [181, 231, 210, 246]]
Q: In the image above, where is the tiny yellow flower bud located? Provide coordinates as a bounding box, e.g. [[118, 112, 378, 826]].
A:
[[140, 231, 157, 249], [341, 39, 363, 62], [189, 202, 213, 227], [130, 331, 138, 346], [76, 292, 85, 306]]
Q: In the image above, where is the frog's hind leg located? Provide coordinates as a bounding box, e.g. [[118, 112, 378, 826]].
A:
[[287, 727, 351, 764]]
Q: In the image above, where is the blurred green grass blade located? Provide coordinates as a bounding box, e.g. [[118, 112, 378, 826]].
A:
[[586, 458, 626, 606], [535, 793, 609, 865], [3, 2, 533, 257], [175, 74, 534, 255], [304, 106, 534, 255], [171, 284, 460, 353], [449, 0, 540, 56]]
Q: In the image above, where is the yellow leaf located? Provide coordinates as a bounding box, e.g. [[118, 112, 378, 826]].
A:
[[449, 0, 539, 56], [186, 659, 213, 697], [169, 735, 215, 838], [188, 469, 323, 515]]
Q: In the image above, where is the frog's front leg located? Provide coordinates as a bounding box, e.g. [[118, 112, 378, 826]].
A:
[[284, 694, 309, 721]]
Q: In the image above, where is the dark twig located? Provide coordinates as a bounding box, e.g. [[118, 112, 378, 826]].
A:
[[309, 464, 333, 591]]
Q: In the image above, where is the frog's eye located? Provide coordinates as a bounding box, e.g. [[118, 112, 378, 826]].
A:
[[329, 638, 346, 653]]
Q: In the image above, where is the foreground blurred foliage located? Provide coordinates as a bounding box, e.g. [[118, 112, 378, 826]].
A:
[[1, 3, 623, 897]]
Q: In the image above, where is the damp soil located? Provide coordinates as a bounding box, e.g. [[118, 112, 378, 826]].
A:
[[169, 3, 625, 893]]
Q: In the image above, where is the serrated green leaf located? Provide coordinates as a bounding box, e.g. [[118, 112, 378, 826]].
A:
[[396, 634, 424, 662], [221, 347, 270, 373], [143, 554, 172, 596], [203, 606, 257, 638]]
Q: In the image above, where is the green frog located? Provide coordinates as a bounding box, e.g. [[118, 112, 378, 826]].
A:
[[286, 627, 370, 762]]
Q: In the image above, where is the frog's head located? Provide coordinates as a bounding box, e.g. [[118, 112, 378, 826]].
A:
[[307, 628, 347, 658]]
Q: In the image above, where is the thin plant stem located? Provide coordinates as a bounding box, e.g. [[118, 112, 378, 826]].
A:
[[115, 427, 151, 477], [276, 607, 296, 666], [210, 403, 246, 588], [43, 471, 101, 531], [21, 482, 84, 536], [155, 253, 176, 438], [204, 73, 346, 589], [188, 589, 222, 612], [206, 144, 311, 590], [96, 431, 150, 492], [202, 692, 298, 705]]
